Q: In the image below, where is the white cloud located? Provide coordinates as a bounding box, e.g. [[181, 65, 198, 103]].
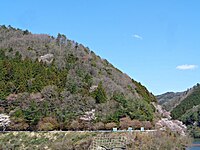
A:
[[176, 64, 198, 70], [132, 34, 143, 40]]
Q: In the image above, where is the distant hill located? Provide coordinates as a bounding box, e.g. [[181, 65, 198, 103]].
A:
[[157, 83, 200, 137], [0, 25, 156, 131], [156, 89, 193, 112]]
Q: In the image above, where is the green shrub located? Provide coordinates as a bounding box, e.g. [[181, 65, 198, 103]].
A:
[[92, 81, 107, 103]]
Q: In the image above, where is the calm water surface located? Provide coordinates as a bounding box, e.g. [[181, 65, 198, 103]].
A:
[[188, 139, 200, 150]]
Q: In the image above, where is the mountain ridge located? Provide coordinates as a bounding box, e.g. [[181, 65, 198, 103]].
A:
[[0, 25, 156, 131], [156, 89, 193, 112]]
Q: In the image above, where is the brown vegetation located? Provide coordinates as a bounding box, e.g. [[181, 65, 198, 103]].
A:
[[0, 131, 192, 150], [105, 122, 117, 130], [37, 117, 59, 131]]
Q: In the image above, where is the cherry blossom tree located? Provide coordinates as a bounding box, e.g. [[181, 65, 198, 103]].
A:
[[0, 114, 11, 131]]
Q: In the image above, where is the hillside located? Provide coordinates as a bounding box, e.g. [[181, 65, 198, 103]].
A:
[[171, 84, 200, 119], [157, 83, 200, 137], [0, 25, 156, 131], [156, 89, 193, 111]]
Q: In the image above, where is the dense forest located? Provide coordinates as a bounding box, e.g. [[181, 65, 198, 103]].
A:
[[171, 84, 200, 119], [0, 25, 156, 131]]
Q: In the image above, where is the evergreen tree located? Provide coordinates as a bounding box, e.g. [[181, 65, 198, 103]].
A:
[[93, 81, 107, 103]]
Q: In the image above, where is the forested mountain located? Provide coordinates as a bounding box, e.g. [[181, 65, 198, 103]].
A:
[[157, 83, 200, 137], [156, 89, 193, 111], [0, 25, 156, 131]]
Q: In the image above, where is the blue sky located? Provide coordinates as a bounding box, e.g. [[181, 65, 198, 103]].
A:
[[1, 0, 199, 94]]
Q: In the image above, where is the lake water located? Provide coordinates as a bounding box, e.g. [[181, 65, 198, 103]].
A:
[[187, 139, 200, 150]]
